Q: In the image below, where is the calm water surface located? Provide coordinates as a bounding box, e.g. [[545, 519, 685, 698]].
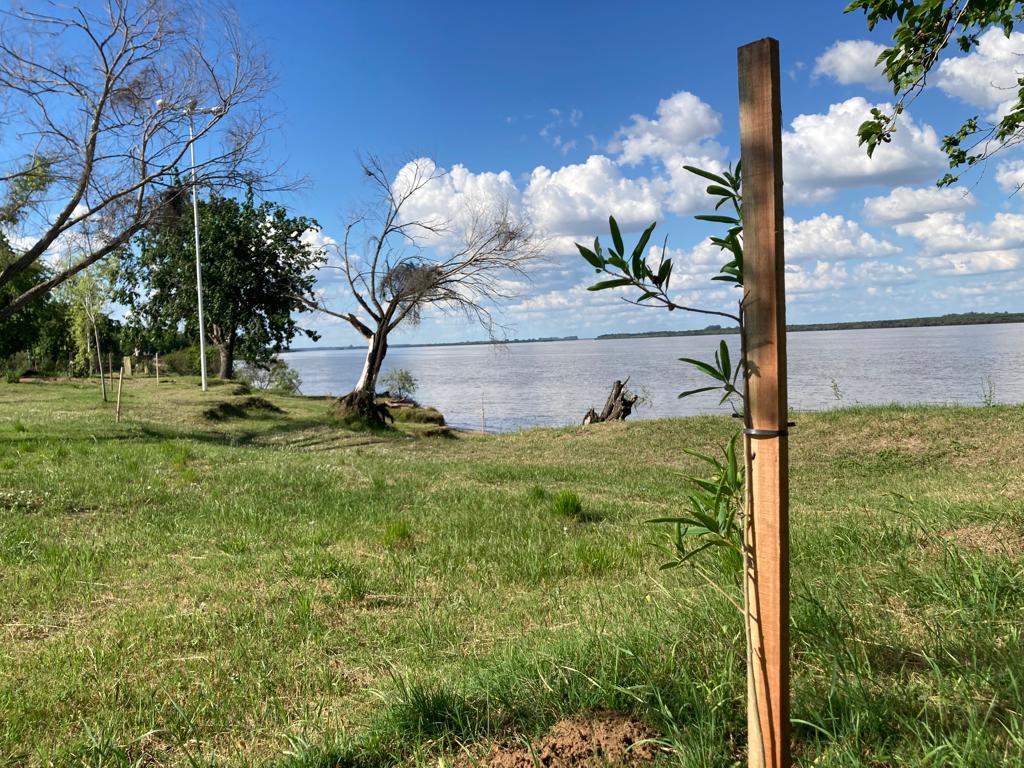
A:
[[281, 324, 1024, 432]]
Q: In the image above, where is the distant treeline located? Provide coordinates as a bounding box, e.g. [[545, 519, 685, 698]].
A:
[[595, 312, 1024, 340]]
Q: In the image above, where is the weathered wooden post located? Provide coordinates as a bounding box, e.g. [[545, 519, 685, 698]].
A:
[[107, 352, 113, 388], [155, 353, 160, 385], [738, 37, 790, 768], [115, 367, 124, 423]]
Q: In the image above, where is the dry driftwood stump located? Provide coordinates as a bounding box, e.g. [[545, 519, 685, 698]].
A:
[[583, 379, 638, 425]]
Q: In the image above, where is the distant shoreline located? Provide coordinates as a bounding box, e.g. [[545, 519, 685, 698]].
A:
[[594, 311, 1024, 340], [283, 311, 1024, 352]]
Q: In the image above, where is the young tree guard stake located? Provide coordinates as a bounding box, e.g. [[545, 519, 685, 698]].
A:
[[738, 38, 790, 768], [576, 37, 790, 768]]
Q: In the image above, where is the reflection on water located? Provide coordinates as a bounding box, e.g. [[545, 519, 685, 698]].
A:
[[281, 324, 1024, 432]]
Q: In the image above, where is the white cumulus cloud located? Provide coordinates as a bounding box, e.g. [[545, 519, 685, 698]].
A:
[[610, 91, 724, 166], [523, 155, 661, 236], [785, 213, 901, 261], [862, 185, 976, 224], [782, 97, 946, 202], [785, 261, 849, 294], [936, 29, 1024, 118], [813, 40, 888, 91], [916, 249, 1023, 275], [896, 211, 1024, 254], [995, 158, 1024, 193]]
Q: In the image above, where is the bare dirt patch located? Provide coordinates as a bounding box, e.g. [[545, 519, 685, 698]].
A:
[[944, 524, 1024, 557], [477, 712, 660, 768]]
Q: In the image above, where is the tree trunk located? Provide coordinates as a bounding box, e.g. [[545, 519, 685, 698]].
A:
[[582, 379, 638, 425], [217, 332, 236, 379], [333, 327, 392, 427], [355, 329, 388, 395]]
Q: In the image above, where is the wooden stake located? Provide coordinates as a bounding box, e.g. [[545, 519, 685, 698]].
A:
[[115, 367, 124, 423], [738, 37, 790, 768], [95, 336, 107, 402], [155, 353, 160, 385], [107, 352, 113, 388]]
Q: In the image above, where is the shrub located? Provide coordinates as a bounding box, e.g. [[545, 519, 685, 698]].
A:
[[381, 368, 418, 401], [237, 358, 302, 394]]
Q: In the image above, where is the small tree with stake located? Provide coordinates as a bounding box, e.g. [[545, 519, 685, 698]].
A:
[[580, 163, 784, 763], [578, 164, 747, 572]]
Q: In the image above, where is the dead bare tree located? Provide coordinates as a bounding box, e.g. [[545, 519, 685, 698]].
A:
[[0, 0, 278, 321], [303, 156, 542, 423]]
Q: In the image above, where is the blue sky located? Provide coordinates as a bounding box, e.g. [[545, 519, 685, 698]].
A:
[[232, 1, 1024, 345]]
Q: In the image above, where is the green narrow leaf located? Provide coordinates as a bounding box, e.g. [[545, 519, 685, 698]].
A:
[[631, 221, 657, 262], [587, 278, 632, 291], [656, 258, 672, 287], [679, 357, 725, 382], [705, 185, 735, 198], [695, 214, 740, 224], [683, 165, 730, 186], [575, 243, 603, 269], [609, 216, 625, 258], [682, 447, 724, 468], [678, 386, 720, 399], [718, 340, 731, 381]]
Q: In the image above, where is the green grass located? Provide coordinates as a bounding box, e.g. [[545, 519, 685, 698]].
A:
[[1, 377, 1023, 766]]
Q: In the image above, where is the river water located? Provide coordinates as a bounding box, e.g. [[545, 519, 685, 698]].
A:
[[280, 324, 1024, 432]]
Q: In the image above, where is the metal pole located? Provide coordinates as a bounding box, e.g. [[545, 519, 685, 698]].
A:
[[188, 112, 209, 392]]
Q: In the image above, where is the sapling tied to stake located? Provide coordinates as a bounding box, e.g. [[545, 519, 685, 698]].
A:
[[578, 161, 770, 754], [577, 163, 749, 577]]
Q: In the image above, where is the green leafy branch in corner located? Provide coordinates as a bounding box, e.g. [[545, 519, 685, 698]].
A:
[[846, 0, 1024, 185], [575, 163, 748, 575]]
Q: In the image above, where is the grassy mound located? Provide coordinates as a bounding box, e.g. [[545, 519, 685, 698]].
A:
[[388, 403, 446, 425], [201, 395, 283, 421]]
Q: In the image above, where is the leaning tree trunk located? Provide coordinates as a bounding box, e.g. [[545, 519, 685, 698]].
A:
[[354, 328, 388, 395], [583, 379, 638, 425], [333, 328, 393, 426]]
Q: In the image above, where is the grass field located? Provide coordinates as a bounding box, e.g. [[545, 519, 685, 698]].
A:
[[1, 376, 1022, 767]]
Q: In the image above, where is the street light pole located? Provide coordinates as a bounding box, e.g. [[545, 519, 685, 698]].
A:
[[187, 109, 209, 392]]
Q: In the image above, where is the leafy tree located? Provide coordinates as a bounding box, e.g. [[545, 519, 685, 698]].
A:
[[118, 193, 325, 379], [848, 0, 1024, 183], [64, 267, 117, 381], [1, 237, 48, 360], [0, 233, 76, 373]]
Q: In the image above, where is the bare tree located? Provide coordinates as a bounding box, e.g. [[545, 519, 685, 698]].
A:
[[0, 0, 278, 321], [303, 156, 542, 422]]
